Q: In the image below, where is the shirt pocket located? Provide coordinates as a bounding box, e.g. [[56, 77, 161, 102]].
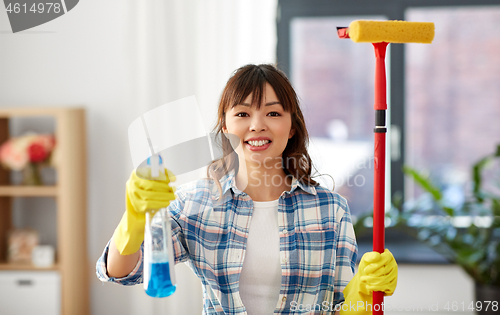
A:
[[296, 227, 336, 293]]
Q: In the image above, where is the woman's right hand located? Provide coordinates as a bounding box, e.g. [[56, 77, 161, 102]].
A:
[[107, 168, 176, 278], [113, 168, 176, 256]]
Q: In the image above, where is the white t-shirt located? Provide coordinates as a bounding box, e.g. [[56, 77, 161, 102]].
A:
[[239, 199, 282, 315]]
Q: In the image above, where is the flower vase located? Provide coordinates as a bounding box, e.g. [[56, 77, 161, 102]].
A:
[[22, 163, 43, 186]]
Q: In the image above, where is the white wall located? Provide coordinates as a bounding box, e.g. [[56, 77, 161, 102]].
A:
[[0, 2, 146, 314], [0, 1, 475, 314]]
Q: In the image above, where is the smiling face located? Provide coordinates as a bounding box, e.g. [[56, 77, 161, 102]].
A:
[[222, 83, 295, 169]]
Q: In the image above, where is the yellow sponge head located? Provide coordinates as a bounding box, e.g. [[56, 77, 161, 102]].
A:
[[349, 20, 435, 44]]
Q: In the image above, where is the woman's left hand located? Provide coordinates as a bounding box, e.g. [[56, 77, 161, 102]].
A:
[[358, 249, 398, 296]]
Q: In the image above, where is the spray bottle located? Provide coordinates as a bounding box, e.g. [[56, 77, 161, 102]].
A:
[[138, 153, 177, 298]]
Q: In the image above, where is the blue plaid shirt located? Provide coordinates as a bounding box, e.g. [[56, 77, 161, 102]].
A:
[[97, 169, 357, 314]]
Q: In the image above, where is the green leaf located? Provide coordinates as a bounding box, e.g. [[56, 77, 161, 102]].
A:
[[493, 199, 500, 218], [403, 166, 442, 201], [442, 206, 454, 217], [472, 156, 490, 202]]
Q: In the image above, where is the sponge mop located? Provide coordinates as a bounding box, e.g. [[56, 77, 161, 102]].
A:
[[348, 20, 435, 43], [337, 19, 435, 315]]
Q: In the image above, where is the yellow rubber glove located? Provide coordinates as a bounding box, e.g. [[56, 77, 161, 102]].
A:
[[340, 249, 398, 314], [113, 168, 176, 255]]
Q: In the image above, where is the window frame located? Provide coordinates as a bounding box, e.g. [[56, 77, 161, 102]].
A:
[[277, 0, 500, 263]]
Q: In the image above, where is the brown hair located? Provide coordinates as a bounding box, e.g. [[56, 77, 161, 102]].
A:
[[207, 64, 319, 196]]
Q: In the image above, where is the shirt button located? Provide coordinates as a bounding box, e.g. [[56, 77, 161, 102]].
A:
[[282, 257, 288, 263], [282, 296, 287, 302], [282, 229, 288, 234]]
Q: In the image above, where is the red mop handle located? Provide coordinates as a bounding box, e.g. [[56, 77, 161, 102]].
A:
[[373, 133, 386, 315], [372, 42, 389, 315]]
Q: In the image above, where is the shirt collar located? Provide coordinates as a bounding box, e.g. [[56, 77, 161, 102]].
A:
[[215, 168, 317, 198]]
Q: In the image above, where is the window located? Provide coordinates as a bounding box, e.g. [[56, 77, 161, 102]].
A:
[[406, 6, 500, 202], [290, 16, 388, 219], [277, 0, 500, 263]]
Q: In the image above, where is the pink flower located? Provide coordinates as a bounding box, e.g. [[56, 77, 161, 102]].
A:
[[35, 135, 56, 152], [0, 140, 29, 170]]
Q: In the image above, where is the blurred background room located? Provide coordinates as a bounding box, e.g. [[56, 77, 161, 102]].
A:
[[0, 0, 499, 314]]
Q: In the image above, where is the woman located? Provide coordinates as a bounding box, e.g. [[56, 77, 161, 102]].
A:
[[97, 64, 397, 314]]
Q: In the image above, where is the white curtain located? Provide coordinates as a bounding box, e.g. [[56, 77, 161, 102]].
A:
[[128, 0, 278, 132], [124, 1, 278, 314]]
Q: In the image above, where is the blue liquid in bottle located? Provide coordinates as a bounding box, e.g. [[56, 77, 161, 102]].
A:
[[145, 261, 177, 298]]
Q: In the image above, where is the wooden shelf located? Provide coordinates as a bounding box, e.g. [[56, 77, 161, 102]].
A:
[[0, 107, 88, 315], [0, 262, 59, 271], [0, 107, 74, 118], [0, 186, 58, 197]]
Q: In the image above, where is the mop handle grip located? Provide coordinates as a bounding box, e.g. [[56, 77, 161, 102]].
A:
[[373, 42, 389, 111]]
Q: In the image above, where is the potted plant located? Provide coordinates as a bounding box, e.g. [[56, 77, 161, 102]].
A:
[[354, 145, 500, 315]]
